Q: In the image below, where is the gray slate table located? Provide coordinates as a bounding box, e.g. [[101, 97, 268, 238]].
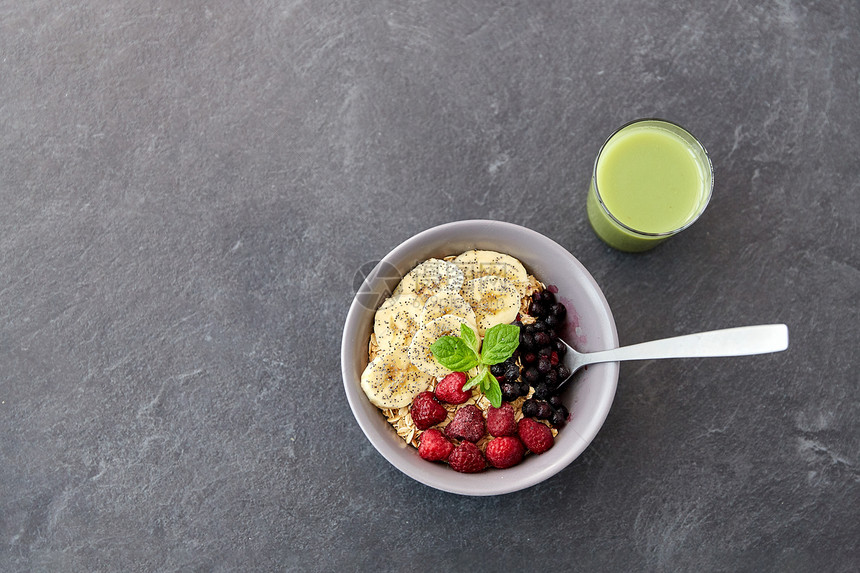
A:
[[1, 1, 858, 571]]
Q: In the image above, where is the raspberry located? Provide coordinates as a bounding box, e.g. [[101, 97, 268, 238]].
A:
[[485, 436, 525, 469], [410, 392, 447, 430], [518, 418, 554, 454], [444, 404, 485, 443], [447, 441, 485, 473], [487, 403, 517, 437], [434, 372, 471, 404], [418, 428, 454, 462]]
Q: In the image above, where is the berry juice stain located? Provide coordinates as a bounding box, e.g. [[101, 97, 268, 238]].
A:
[[559, 296, 586, 346]]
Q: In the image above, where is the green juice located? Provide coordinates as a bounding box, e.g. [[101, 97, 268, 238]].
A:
[[587, 120, 712, 252]]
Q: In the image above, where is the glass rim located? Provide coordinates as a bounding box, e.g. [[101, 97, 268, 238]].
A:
[[591, 117, 715, 238]]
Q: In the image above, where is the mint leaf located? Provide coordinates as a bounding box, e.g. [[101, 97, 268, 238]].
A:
[[483, 373, 502, 408], [477, 367, 494, 391], [460, 322, 480, 354], [429, 322, 519, 409], [430, 335, 479, 372], [465, 367, 494, 395], [462, 376, 480, 391], [462, 365, 488, 391], [480, 323, 520, 365]]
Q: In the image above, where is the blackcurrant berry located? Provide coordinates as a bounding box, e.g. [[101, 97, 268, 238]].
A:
[[520, 333, 534, 349], [536, 401, 553, 420], [538, 356, 552, 374], [501, 383, 519, 402], [522, 399, 540, 417]]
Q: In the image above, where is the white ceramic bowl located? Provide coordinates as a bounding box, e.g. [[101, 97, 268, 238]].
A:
[[341, 220, 619, 495]]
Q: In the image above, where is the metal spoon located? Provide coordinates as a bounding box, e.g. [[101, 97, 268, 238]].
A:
[[557, 324, 789, 386]]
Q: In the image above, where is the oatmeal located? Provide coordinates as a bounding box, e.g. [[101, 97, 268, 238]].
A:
[[359, 250, 571, 472]]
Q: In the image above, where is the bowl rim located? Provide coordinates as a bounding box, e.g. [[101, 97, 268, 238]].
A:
[[341, 219, 619, 495]]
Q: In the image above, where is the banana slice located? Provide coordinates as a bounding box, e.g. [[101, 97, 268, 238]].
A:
[[393, 258, 464, 301], [419, 292, 478, 331], [360, 346, 433, 409], [453, 250, 528, 296], [408, 314, 474, 379], [460, 275, 521, 335], [374, 294, 422, 351]]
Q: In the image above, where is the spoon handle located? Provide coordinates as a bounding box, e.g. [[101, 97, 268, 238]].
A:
[[579, 324, 789, 367]]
